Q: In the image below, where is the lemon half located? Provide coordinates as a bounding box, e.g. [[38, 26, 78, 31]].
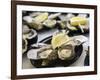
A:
[[51, 32, 69, 49]]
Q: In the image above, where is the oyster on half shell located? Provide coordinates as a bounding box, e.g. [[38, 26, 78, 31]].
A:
[[23, 25, 38, 45], [38, 47, 57, 60], [58, 44, 75, 60], [43, 19, 56, 28], [27, 43, 58, 67], [27, 43, 58, 60]]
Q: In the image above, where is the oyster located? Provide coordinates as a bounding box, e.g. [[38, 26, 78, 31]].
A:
[[29, 43, 58, 60], [58, 44, 75, 60], [29, 22, 43, 30], [26, 12, 49, 30], [57, 35, 87, 60], [38, 48, 57, 60], [27, 43, 48, 60], [27, 43, 58, 67], [23, 27, 38, 45], [38, 47, 57, 66], [33, 12, 48, 23], [43, 19, 56, 28]]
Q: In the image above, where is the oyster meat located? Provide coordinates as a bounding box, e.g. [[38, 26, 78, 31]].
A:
[[29, 22, 43, 30], [38, 48, 57, 60]]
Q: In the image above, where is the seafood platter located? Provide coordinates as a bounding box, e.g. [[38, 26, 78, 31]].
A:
[[22, 11, 89, 68]]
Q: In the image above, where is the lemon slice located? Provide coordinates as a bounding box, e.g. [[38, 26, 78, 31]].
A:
[[51, 32, 69, 49], [70, 17, 87, 26]]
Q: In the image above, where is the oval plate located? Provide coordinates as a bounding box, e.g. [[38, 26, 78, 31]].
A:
[[30, 36, 84, 68]]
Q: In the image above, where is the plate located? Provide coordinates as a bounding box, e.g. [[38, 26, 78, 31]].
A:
[[30, 36, 83, 68]]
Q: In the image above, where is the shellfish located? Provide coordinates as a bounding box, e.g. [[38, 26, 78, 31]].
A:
[[23, 25, 38, 45]]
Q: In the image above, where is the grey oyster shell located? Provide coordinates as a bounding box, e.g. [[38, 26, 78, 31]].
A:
[[22, 39, 28, 54]]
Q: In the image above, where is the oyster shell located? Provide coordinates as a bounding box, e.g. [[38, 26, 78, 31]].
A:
[[23, 28, 37, 45], [48, 13, 61, 19], [66, 13, 75, 20], [29, 22, 43, 30], [58, 13, 75, 21], [22, 39, 28, 54], [27, 43, 51, 60], [23, 16, 33, 23]]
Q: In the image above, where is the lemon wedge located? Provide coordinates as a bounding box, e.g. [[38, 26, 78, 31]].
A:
[[34, 13, 48, 23], [51, 31, 69, 49], [70, 17, 87, 26]]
